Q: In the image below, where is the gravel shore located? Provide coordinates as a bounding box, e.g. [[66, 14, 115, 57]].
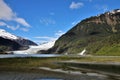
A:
[[0, 69, 111, 80]]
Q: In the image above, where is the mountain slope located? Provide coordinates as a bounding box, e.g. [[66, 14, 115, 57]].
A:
[[0, 29, 37, 46], [0, 29, 37, 53], [49, 9, 120, 56], [0, 37, 22, 52]]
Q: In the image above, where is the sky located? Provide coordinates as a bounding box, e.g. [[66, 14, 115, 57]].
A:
[[0, 0, 120, 44]]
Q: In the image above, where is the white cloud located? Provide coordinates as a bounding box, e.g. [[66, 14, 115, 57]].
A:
[[34, 30, 65, 44], [71, 20, 80, 26], [20, 28, 29, 32], [0, 21, 19, 30], [35, 40, 48, 44], [70, 2, 84, 9], [55, 30, 65, 37], [35, 36, 53, 39], [7, 25, 19, 30], [34, 36, 57, 44], [102, 5, 108, 12], [0, 0, 15, 20], [14, 18, 30, 27], [72, 22, 76, 25], [0, 0, 31, 31], [0, 22, 6, 26], [40, 18, 56, 25], [95, 5, 108, 12], [35, 36, 57, 41]]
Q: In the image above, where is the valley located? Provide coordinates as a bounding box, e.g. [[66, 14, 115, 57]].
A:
[[0, 1, 120, 79]]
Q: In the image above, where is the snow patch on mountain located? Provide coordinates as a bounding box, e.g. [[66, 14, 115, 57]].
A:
[[12, 41, 55, 54], [117, 9, 120, 12], [109, 9, 120, 14], [0, 29, 18, 40], [97, 9, 120, 17]]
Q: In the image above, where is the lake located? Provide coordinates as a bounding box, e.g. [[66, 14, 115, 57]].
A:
[[0, 54, 61, 58]]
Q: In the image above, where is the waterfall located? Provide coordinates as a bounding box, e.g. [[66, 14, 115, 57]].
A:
[[64, 52, 68, 55], [78, 49, 86, 56]]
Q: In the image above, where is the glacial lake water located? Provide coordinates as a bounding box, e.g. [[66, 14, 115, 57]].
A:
[[0, 54, 61, 58]]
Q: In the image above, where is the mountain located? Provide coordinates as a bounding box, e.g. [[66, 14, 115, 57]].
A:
[[48, 9, 120, 56], [0, 37, 23, 53], [0, 29, 37, 53]]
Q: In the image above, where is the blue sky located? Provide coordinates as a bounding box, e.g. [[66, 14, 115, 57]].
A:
[[0, 0, 120, 44]]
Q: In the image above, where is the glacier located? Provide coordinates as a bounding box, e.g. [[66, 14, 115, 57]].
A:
[[12, 41, 55, 54]]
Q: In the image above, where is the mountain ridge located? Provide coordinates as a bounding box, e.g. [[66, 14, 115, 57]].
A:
[[0, 29, 37, 53], [47, 9, 120, 56]]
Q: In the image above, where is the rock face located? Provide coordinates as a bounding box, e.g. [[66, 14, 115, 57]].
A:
[[49, 9, 120, 55], [15, 38, 37, 46], [0, 37, 22, 52], [0, 29, 37, 53]]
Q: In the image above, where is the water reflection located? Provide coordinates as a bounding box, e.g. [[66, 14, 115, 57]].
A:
[[35, 78, 63, 80], [0, 54, 61, 58]]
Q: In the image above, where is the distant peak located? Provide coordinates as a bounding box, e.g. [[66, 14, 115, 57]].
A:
[[95, 9, 120, 17], [0, 29, 18, 40], [111, 9, 120, 13], [0, 29, 6, 32], [106, 9, 120, 14]]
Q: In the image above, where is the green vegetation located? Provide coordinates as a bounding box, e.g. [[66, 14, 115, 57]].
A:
[[51, 32, 120, 55], [0, 57, 58, 69], [48, 11, 120, 56], [87, 34, 120, 56], [0, 56, 120, 79], [0, 46, 7, 52], [96, 44, 120, 56], [0, 46, 10, 53], [0, 56, 120, 80], [0, 56, 120, 71]]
